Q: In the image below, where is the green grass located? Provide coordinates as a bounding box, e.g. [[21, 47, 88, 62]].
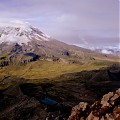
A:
[[0, 59, 119, 91], [0, 59, 119, 81], [0, 60, 81, 79]]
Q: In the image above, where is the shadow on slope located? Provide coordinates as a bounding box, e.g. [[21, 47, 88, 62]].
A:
[[0, 65, 120, 120]]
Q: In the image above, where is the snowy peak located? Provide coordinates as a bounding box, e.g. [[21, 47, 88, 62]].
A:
[[0, 20, 30, 28], [0, 20, 50, 44]]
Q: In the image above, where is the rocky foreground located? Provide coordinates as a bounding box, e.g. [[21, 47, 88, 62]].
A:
[[0, 84, 119, 120], [0, 65, 119, 120], [68, 88, 120, 120]]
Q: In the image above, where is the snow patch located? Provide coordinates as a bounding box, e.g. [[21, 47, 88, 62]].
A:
[[0, 20, 31, 29], [0, 20, 51, 44], [41, 33, 50, 38]]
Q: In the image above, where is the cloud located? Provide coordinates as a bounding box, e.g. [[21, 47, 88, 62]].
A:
[[0, 0, 119, 48], [101, 49, 112, 54]]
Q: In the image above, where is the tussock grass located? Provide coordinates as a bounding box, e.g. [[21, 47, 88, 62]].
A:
[[0, 59, 119, 81]]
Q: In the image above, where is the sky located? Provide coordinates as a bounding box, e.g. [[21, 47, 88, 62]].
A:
[[0, 0, 119, 49]]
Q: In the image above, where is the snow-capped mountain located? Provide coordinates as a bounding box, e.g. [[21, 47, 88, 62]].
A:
[[0, 20, 50, 45], [0, 20, 118, 68]]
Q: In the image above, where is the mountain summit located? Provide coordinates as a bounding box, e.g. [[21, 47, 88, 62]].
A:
[[0, 20, 50, 44]]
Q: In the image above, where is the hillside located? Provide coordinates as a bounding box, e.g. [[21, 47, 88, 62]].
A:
[[0, 65, 120, 120]]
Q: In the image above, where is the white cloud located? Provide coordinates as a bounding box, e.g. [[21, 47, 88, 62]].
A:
[[101, 49, 112, 54], [0, 0, 119, 48]]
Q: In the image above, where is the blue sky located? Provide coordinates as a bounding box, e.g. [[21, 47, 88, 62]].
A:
[[0, 0, 119, 48]]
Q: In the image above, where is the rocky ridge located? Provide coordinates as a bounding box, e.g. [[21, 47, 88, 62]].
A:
[[68, 88, 120, 120]]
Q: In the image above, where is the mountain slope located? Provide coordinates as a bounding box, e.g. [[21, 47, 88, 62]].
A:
[[0, 21, 119, 87], [0, 20, 120, 120], [0, 21, 118, 67]]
